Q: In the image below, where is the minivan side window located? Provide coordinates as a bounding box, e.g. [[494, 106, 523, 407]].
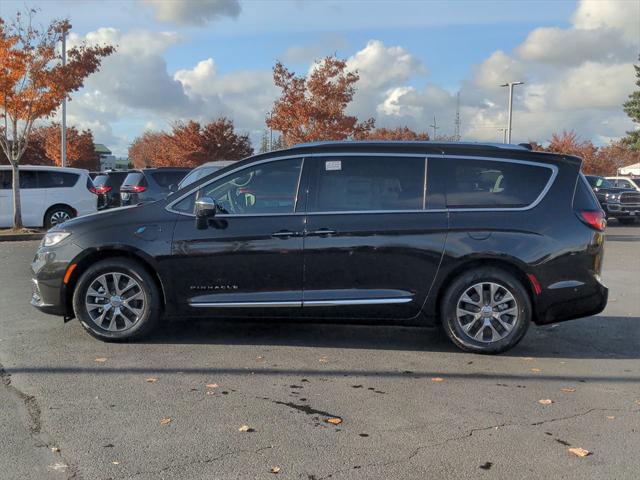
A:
[[173, 159, 302, 215], [444, 158, 553, 209], [0, 170, 11, 189], [310, 156, 425, 212], [38, 171, 79, 188]]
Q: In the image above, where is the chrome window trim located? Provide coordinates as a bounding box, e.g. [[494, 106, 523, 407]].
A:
[[190, 301, 301, 308], [441, 154, 558, 213], [166, 151, 558, 217]]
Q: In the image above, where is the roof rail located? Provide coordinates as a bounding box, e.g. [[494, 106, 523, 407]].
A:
[[291, 140, 530, 151]]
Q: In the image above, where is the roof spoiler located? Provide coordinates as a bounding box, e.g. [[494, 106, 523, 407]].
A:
[[518, 143, 533, 150]]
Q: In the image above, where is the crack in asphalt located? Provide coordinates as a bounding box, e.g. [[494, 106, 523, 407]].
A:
[[127, 445, 274, 478], [312, 407, 639, 479], [0, 362, 81, 479]]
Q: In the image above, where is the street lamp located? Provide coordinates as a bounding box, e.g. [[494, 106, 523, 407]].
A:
[[500, 81, 523, 144]]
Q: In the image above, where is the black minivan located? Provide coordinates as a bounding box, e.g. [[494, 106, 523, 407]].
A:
[[31, 142, 608, 353]]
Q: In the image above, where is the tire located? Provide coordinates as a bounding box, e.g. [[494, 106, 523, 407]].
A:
[[440, 267, 531, 354], [618, 218, 637, 225], [44, 205, 74, 229], [72, 258, 161, 342]]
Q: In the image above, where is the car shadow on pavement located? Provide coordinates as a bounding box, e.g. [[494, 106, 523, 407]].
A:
[[138, 314, 640, 360]]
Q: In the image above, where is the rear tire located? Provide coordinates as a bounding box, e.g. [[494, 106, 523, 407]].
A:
[[72, 258, 161, 342], [440, 267, 531, 354], [44, 205, 74, 229]]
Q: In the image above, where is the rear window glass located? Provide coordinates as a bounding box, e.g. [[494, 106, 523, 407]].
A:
[[444, 159, 553, 208], [122, 172, 145, 187], [152, 170, 187, 188], [105, 172, 129, 187], [38, 171, 79, 188], [93, 175, 108, 186], [179, 166, 220, 189]]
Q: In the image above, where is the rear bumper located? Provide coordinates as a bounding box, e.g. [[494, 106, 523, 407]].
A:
[[535, 277, 608, 325]]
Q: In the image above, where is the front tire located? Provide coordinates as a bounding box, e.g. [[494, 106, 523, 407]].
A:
[[72, 258, 161, 341], [440, 267, 531, 354]]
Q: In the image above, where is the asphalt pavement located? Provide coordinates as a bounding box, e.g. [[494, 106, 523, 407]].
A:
[[1, 224, 639, 480]]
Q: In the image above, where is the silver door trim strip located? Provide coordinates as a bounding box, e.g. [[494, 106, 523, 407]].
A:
[[189, 301, 302, 308], [188, 297, 413, 308], [303, 297, 412, 307]]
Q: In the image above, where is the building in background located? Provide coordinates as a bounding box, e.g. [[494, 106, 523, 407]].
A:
[[619, 162, 640, 175], [94, 144, 130, 171]]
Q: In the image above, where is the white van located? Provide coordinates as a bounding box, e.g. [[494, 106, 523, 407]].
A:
[[0, 165, 97, 228]]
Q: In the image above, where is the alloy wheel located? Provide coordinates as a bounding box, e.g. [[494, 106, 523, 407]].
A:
[[85, 272, 145, 332], [455, 282, 519, 343], [50, 211, 71, 226]]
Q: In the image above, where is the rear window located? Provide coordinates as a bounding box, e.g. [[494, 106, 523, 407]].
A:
[[151, 170, 188, 188], [122, 172, 146, 187], [38, 171, 79, 188], [93, 175, 108, 186], [178, 166, 220, 189], [444, 158, 553, 208]]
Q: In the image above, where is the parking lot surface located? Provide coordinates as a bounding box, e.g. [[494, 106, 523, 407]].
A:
[[1, 224, 639, 480]]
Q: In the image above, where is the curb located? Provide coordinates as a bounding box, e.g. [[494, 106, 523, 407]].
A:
[[0, 233, 45, 242]]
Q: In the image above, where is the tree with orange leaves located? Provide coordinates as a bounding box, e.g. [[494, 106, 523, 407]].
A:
[[33, 123, 99, 170], [356, 126, 430, 141], [267, 56, 375, 145], [129, 118, 253, 168], [0, 9, 114, 228]]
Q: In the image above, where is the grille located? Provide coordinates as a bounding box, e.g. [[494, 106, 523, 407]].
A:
[[620, 192, 640, 204]]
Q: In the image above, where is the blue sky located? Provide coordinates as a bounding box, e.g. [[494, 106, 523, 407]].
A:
[[1, 0, 637, 156]]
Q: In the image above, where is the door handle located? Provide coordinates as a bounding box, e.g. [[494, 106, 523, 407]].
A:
[[272, 230, 299, 239], [308, 228, 337, 236]]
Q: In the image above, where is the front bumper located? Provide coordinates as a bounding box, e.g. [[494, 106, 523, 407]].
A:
[[30, 241, 83, 318], [605, 202, 640, 218]]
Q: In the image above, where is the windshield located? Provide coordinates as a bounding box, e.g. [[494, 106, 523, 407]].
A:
[[178, 166, 221, 189]]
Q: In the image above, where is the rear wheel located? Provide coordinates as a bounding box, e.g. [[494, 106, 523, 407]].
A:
[[44, 205, 74, 229], [72, 258, 161, 341], [440, 267, 531, 354]]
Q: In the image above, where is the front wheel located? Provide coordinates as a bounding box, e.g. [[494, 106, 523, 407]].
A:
[[440, 267, 531, 354], [72, 258, 161, 341]]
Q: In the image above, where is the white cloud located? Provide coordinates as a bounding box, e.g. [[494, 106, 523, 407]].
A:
[[572, 0, 640, 42], [347, 40, 424, 90], [142, 0, 241, 26], [473, 51, 525, 89]]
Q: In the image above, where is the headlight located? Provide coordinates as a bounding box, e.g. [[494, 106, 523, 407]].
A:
[[605, 193, 620, 202], [42, 231, 71, 247]]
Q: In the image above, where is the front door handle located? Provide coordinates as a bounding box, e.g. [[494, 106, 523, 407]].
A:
[[308, 228, 337, 236]]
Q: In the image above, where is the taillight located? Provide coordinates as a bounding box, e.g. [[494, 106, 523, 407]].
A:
[[90, 185, 112, 195], [578, 210, 606, 231], [121, 185, 146, 193]]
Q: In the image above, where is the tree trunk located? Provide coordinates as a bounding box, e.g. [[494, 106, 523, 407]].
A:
[[11, 162, 23, 229]]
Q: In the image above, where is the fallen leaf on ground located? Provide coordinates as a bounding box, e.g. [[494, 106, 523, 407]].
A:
[[238, 425, 255, 432], [431, 377, 445, 382], [112, 461, 120, 465], [318, 357, 328, 363], [270, 466, 281, 474], [206, 391, 215, 396], [530, 368, 542, 373], [145, 378, 158, 383], [606, 416, 615, 420], [635, 400, 640, 406], [206, 383, 219, 388], [523, 357, 535, 361], [325, 417, 342, 425], [560, 387, 576, 393], [94, 358, 107, 363], [538, 399, 554, 405], [568, 447, 591, 457], [51, 447, 60, 453], [160, 417, 171, 426]]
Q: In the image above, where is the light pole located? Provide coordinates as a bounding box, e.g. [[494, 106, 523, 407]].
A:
[[60, 27, 69, 167], [500, 81, 523, 144]]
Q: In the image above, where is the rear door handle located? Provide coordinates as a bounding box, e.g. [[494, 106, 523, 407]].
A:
[[308, 228, 337, 236], [272, 230, 299, 239]]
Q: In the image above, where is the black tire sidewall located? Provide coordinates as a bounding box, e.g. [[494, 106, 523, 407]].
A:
[[73, 258, 160, 341], [441, 267, 531, 354], [45, 206, 74, 229]]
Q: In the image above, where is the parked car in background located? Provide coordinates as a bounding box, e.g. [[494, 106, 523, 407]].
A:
[[605, 176, 640, 191], [0, 165, 97, 228], [120, 168, 190, 206], [92, 170, 135, 210], [585, 175, 639, 224], [31, 141, 608, 354], [177, 161, 236, 190]]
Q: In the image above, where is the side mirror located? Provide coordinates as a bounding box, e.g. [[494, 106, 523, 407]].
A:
[[195, 196, 217, 229]]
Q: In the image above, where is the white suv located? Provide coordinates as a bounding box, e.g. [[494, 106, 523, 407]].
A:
[[0, 165, 97, 228]]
